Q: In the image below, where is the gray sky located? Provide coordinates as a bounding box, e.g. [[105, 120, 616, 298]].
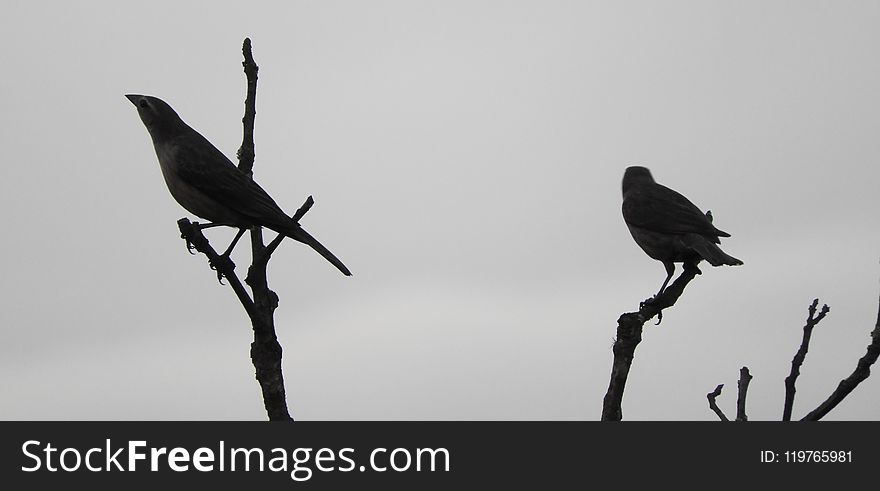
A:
[[1, 1, 878, 420]]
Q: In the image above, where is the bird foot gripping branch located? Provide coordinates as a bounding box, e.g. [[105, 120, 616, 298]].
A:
[[179, 219, 198, 255], [641, 296, 673, 325], [639, 296, 665, 325], [209, 254, 236, 284], [177, 218, 237, 284], [178, 218, 201, 252], [636, 260, 706, 325]]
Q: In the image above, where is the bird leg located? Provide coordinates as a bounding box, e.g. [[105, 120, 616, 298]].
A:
[[640, 262, 674, 306], [208, 228, 248, 284], [657, 261, 675, 297], [191, 222, 247, 258], [640, 262, 676, 324], [221, 227, 248, 258]]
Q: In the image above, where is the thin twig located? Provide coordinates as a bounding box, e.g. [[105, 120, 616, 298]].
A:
[[601, 262, 701, 421], [801, 293, 880, 421], [237, 37, 258, 177], [291, 195, 315, 222], [261, 196, 315, 262], [782, 299, 830, 421], [707, 384, 730, 421], [736, 367, 752, 421]]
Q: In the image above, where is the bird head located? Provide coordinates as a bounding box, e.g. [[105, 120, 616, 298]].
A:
[[622, 166, 655, 195], [125, 94, 185, 141]]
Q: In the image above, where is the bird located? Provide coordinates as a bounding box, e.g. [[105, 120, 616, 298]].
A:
[[621, 166, 741, 296], [126, 94, 351, 276]]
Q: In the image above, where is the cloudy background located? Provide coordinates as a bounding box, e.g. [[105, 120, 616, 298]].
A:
[[1, 1, 878, 420]]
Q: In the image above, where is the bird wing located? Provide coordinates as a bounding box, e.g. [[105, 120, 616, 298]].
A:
[[172, 133, 291, 227], [623, 183, 729, 238]]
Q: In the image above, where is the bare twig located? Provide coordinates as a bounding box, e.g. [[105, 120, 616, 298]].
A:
[[736, 367, 752, 421], [782, 299, 830, 421], [601, 262, 701, 421], [237, 38, 258, 177], [801, 294, 880, 421], [291, 195, 315, 222], [261, 196, 315, 262], [707, 384, 730, 421]]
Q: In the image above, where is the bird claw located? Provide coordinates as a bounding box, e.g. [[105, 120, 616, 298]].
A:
[[181, 235, 196, 255], [639, 296, 664, 325], [209, 254, 235, 284]]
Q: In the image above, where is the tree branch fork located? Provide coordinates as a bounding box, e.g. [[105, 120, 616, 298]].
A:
[[173, 38, 316, 421]]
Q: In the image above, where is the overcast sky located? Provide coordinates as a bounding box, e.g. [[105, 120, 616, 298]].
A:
[[1, 1, 878, 420]]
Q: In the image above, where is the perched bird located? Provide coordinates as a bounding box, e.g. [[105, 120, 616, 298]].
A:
[[126, 94, 351, 276], [622, 166, 741, 295]]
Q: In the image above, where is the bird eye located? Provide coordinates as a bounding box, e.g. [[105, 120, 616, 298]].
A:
[[138, 99, 149, 109]]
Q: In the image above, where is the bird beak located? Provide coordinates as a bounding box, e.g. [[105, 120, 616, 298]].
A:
[[125, 94, 141, 105]]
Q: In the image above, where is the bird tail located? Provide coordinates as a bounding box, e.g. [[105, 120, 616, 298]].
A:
[[686, 235, 743, 267], [279, 222, 352, 276]]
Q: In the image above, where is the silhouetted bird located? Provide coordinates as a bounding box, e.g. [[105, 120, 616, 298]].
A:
[[126, 94, 351, 276], [622, 166, 741, 295]]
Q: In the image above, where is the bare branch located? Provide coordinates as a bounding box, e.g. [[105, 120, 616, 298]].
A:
[[238, 39, 292, 421], [801, 294, 880, 421], [782, 299, 830, 421], [601, 262, 701, 421], [291, 195, 315, 222], [172, 39, 304, 421], [707, 384, 730, 421], [736, 367, 752, 421], [237, 37, 258, 176]]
